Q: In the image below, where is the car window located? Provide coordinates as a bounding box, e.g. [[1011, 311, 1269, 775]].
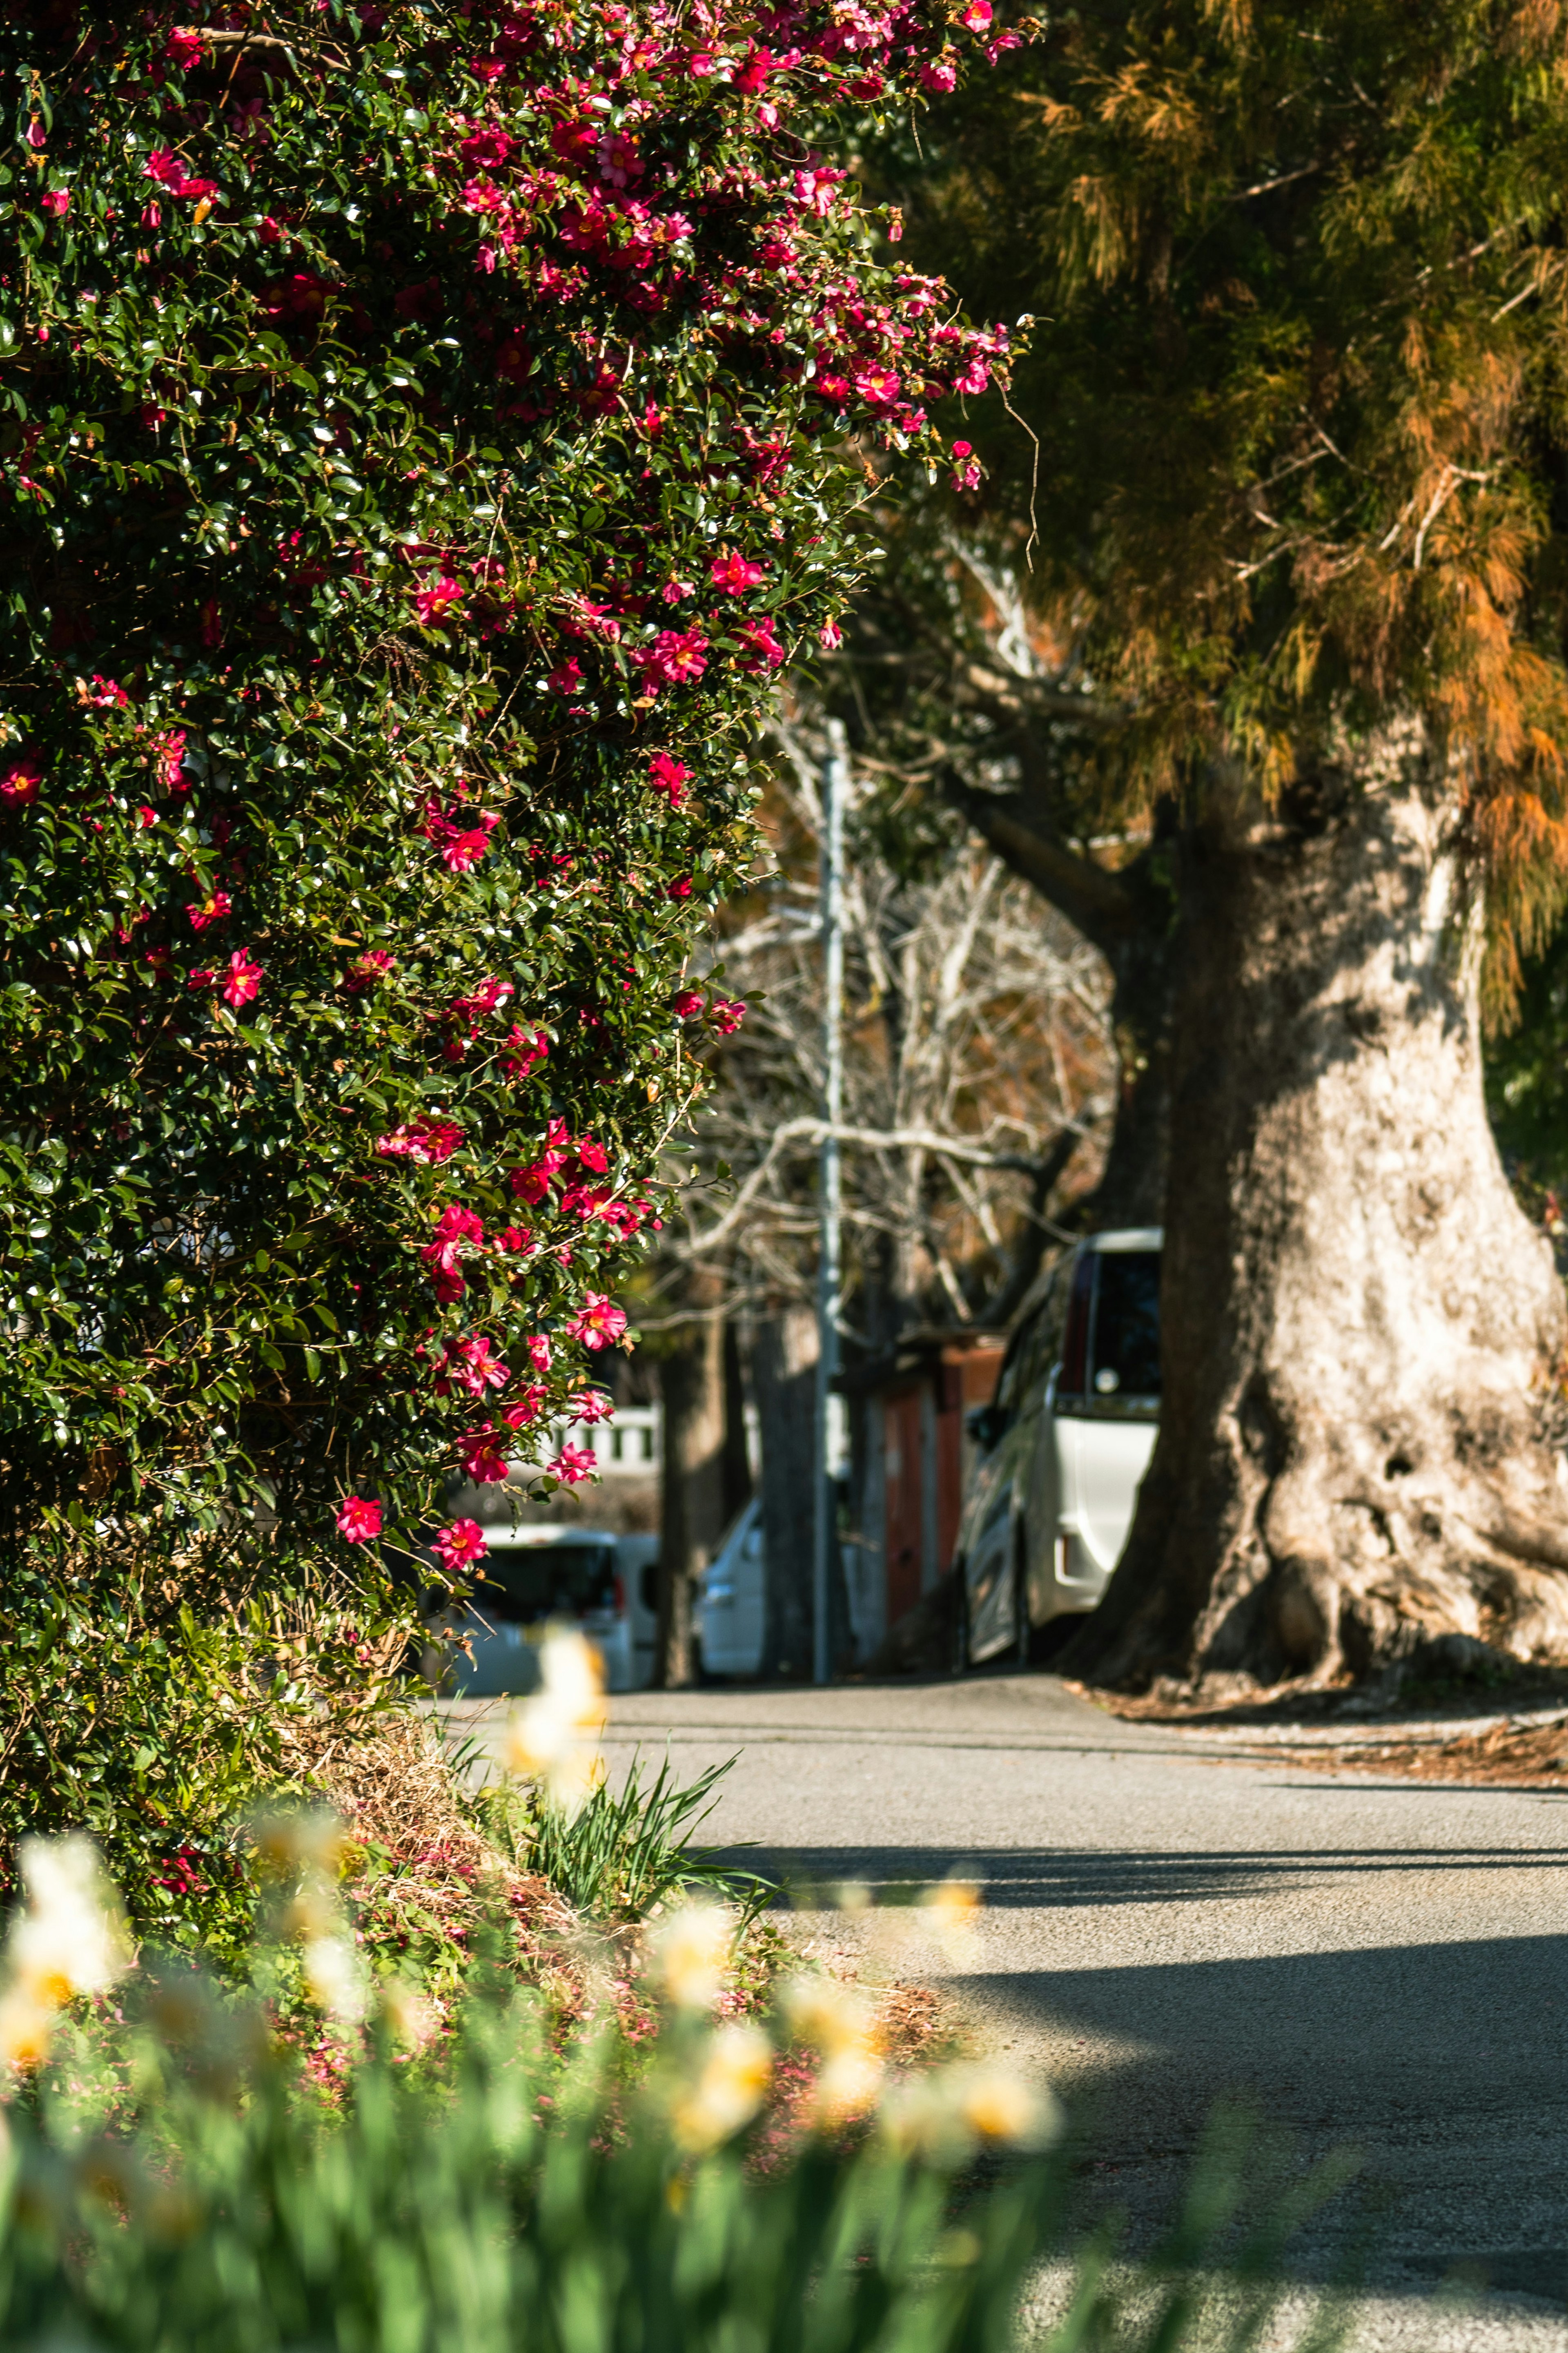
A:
[[996, 1261, 1067, 1410], [1091, 1251, 1161, 1397], [472, 1543, 617, 1622], [1058, 1249, 1095, 1397]]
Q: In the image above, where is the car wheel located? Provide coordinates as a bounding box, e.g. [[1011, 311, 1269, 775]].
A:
[[951, 1564, 970, 1676]]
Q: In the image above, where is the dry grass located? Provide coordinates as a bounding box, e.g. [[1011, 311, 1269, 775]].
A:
[[278, 1697, 577, 1997]]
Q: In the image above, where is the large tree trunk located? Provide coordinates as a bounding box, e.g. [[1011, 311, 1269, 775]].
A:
[[755, 1306, 818, 1678], [655, 1284, 729, 1689], [1064, 737, 1568, 1694], [1089, 904, 1175, 1230]]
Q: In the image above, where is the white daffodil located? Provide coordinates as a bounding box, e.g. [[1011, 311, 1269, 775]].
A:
[[650, 1902, 734, 2012], [504, 1624, 607, 1813], [880, 2061, 1060, 2159], [782, 1973, 884, 2123], [918, 1874, 984, 1967], [670, 2022, 774, 2152], [379, 1979, 443, 2050], [9, 1836, 131, 2010], [301, 1932, 366, 2025]]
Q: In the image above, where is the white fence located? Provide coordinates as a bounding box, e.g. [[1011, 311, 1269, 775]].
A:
[[558, 1401, 660, 1474]]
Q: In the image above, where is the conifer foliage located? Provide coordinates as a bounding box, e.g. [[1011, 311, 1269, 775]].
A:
[[0, 1, 1006, 1568]]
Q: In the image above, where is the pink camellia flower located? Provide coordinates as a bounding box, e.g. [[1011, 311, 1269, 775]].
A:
[[40, 189, 69, 219], [854, 365, 901, 408], [85, 675, 130, 709], [376, 1119, 465, 1165], [566, 1292, 629, 1349], [336, 1495, 383, 1544], [421, 1200, 486, 1301], [137, 806, 159, 829], [575, 1138, 610, 1175], [434, 1518, 488, 1572], [0, 752, 42, 809], [436, 1334, 511, 1397], [710, 998, 746, 1034], [560, 1180, 610, 1219], [920, 55, 958, 91], [547, 656, 585, 697], [157, 729, 188, 791], [549, 1442, 598, 1485], [459, 1426, 511, 1483], [637, 628, 708, 692], [660, 574, 693, 602], [344, 950, 396, 992], [648, 751, 691, 807], [666, 875, 693, 900], [495, 1223, 531, 1254], [571, 1390, 615, 1425], [500, 1387, 547, 1430], [443, 825, 497, 874], [185, 891, 232, 932], [221, 950, 262, 1009], [525, 1334, 552, 1372], [709, 549, 768, 593], [960, 0, 992, 26], [145, 149, 189, 190], [736, 619, 786, 674], [673, 990, 705, 1018], [509, 1149, 566, 1203], [412, 575, 464, 627], [460, 127, 514, 170], [820, 619, 844, 651], [501, 1025, 548, 1079], [164, 28, 207, 67]]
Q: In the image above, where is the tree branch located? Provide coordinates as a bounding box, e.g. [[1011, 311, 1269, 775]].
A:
[[939, 768, 1139, 950]]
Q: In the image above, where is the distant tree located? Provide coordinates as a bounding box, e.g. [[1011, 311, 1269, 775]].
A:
[[869, 0, 1568, 1691], [641, 716, 1111, 1680]]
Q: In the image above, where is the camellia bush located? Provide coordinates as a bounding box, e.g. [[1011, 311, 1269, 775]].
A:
[[0, 2, 1007, 1911]]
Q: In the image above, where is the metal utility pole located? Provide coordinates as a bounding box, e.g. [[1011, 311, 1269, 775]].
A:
[[813, 722, 846, 1687]]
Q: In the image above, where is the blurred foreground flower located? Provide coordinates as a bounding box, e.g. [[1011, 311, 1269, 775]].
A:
[[880, 2061, 1060, 2161], [782, 1973, 884, 2123], [302, 1932, 367, 2026], [0, 1836, 131, 2072], [253, 1811, 366, 2026], [920, 1874, 984, 1966], [504, 1625, 606, 1814], [650, 1902, 733, 2012], [670, 2021, 774, 2152]]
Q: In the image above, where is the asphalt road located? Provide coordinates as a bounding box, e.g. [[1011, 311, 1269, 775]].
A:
[[450, 1670, 1568, 2349]]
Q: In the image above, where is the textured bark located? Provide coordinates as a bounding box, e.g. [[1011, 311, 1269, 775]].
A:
[[1086, 871, 1177, 1230], [655, 1286, 728, 1689], [755, 1306, 818, 1677], [722, 1318, 753, 1524], [1064, 733, 1568, 1693]]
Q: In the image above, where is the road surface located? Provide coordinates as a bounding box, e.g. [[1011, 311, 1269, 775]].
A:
[[451, 1670, 1568, 2348]]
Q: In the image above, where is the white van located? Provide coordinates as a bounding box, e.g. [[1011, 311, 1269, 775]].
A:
[[422, 1525, 660, 1696], [955, 1229, 1161, 1667], [696, 1497, 766, 1678]]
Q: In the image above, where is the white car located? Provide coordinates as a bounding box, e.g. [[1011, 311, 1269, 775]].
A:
[[422, 1525, 658, 1696], [955, 1229, 1162, 1668], [696, 1497, 766, 1678]]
